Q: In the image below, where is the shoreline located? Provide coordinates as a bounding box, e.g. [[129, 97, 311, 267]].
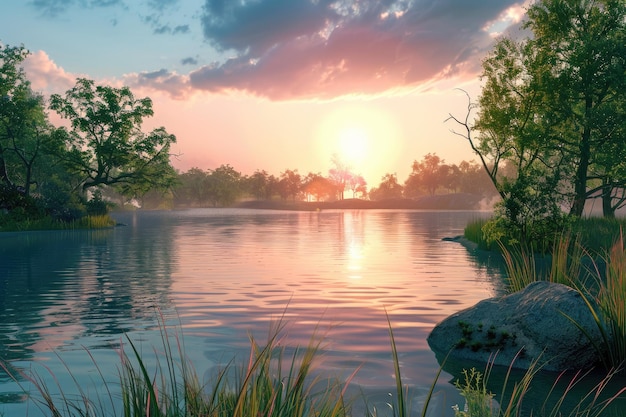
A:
[[232, 194, 489, 211]]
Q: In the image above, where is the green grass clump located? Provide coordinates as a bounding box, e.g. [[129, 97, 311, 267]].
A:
[[497, 230, 626, 375], [452, 368, 494, 417], [118, 317, 357, 417], [570, 235, 626, 373], [464, 216, 626, 255], [0, 214, 116, 232], [463, 218, 492, 250]]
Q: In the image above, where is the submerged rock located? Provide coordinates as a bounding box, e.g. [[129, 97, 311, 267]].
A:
[[427, 281, 603, 372]]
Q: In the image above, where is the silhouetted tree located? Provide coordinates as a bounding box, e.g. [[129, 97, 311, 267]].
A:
[[369, 173, 403, 200], [278, 169, 302, 201], [328, 154, 353, 200], [302, 172, 335, 201], [347, 174, 367, 198]]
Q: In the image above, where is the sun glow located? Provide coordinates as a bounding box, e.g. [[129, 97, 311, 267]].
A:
[[338, 125, 370, 166], [315, 105, 403, 186]]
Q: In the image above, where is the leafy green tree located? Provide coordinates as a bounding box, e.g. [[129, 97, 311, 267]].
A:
[[450, 0, 626, 225], [0, 43, 62, 198], [0, 42, 78, 221], [456, 160, 498, 198], [0, 43, 30, 187], [525, 0, 626, 217], [0, 79, 58, 197], [173, 167, 208, 207], [405, 153, 447, 196], [49, 78, 177, 196], [246, 169, 278, 200], [205, 164, 242, 207]]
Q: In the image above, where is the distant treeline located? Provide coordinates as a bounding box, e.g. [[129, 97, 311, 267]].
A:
[[130, 153, 498, 209]]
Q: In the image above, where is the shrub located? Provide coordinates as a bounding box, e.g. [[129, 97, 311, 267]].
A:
[[85, 190, 110, 216]]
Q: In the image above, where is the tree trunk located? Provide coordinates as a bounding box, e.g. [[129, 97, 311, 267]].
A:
[[569, 102, 593, 217], [0, 156, 12, 187], [602, 180, 616, 218]]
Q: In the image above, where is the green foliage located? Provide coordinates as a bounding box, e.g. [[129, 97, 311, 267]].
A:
[[0, 214, 115, 232], [0, 41, 178, 223], [38, 174, 87, 222], [452, 368, 494, 417], [205, 164, 243, 207], [451, 0, 626, 227], [0, 184, 42, 216], [482, 201, 573, 255], [466, 216, 626, 256], [85, 190, 110, 216], [496, 228, 626, 374], [566, 234, 626, 374], [49, 78, 177, 195]]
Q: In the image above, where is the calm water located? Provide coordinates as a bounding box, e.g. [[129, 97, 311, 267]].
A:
[[1, 209, 618, 416]]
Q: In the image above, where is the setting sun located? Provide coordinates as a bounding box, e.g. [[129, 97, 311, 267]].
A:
[[315, 105, 404, 185], [338, 125, 370, 166]]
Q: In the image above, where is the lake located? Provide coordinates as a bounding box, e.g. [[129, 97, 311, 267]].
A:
[[0, 209, 620, 416]]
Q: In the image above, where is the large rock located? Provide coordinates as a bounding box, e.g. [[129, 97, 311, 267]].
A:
[[427, 281, 603, 372]]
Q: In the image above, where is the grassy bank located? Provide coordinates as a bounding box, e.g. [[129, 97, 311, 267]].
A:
[[0, 214, 117, 232], [464, 217, 626, 255], [465, 216, 626, 374]]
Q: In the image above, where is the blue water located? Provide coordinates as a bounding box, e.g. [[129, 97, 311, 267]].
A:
[[1, 209, 619, 416]]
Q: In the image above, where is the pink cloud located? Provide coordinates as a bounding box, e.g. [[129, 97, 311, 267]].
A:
[[22, 50, 78, 95], [133, 0, 525, 101]]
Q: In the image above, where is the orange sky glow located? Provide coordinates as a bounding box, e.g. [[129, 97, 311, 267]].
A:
[[1, 1, 530, 188]]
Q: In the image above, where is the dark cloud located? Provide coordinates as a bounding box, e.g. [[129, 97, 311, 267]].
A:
[[147, 0, 178, 12], [139, 68, 170, 79], [29, 0, 123, 17], [30, 0, 187, 36], [149, 21, 190, 35], [185, 0, 525, 100], [128, 68, 190, 99], [173, 24, 190, 34], [181, 57, 198, 66], [154, 25, 171, 34]]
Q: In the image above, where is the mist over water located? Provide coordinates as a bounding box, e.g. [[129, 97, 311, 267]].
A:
[[0, 209, 508, 416]]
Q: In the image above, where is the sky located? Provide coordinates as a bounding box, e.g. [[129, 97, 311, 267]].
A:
[[0, 0, 529, 188]]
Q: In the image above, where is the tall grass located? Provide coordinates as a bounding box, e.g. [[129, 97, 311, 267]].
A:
[[569, 234, 626, 373], [500, 232, 586, 293], [499, 242, 541, 293], [598, 237, 626, 371], [0, 214, 116, 232], [497, 228, 626, 375], [464, 216, 626, 256], [463, 218, 492, 250], [117, 316, 360, 417], [2, 312, 624, 417]]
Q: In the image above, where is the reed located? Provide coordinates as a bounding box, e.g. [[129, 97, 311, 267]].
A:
[[598, 236, 626, 372], [464, 216, 626, 256], [0, 214, 116, 232], [463, 218, 492, 250], [496, 228, 626, 377], [568, 234, 626, 374], [499, 242, 541, 293], [452, 367, 495, 417], [1, 313, 624, 417]]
